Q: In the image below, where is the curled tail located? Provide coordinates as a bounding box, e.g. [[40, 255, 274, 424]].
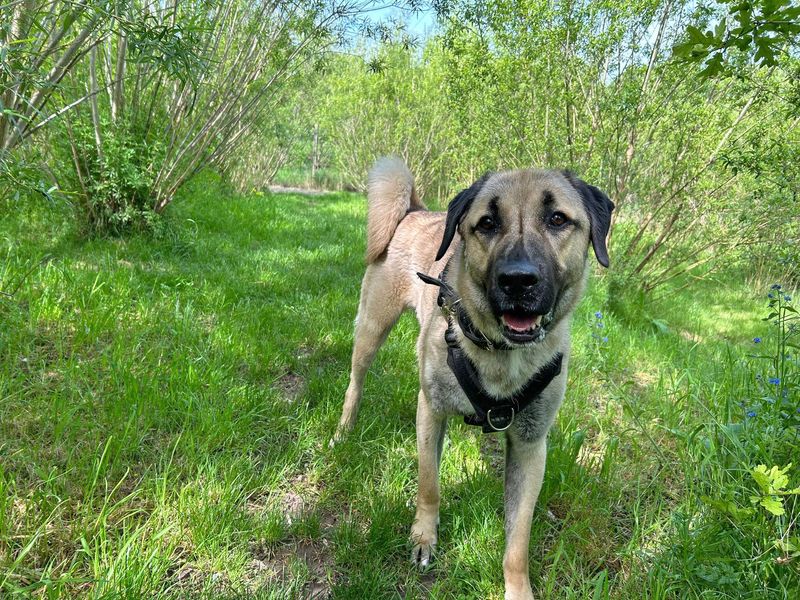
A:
[[365, 157, 426, 263]]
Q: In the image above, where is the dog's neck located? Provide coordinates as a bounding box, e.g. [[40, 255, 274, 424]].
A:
[[417, 268, 513, 352]]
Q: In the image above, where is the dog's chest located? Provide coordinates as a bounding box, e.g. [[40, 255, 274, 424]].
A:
[[424, 364, 474, 416], [422, 345, 554, 409], [420, 330, 569, 441]]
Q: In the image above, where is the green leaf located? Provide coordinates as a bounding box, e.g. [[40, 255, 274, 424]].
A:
[[752, 465, 772, 493], [699, 53, 725, 77], [701, 496, 753, 520], [763, 0, 788, 17], [760, 496, 785, 516], [714, 19, 727, 40], [754, 38, 777, 65], [770, 465, 790, 491], [673, 41, 707, 58], [686, 25, 708, 44]]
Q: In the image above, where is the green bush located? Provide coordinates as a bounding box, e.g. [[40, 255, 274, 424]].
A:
[[67, 122, 165, 236]]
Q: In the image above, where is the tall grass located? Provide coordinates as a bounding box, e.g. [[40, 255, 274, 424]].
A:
[[0, 174, 796, 598]]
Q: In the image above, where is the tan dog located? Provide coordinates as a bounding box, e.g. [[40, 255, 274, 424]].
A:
[[334, 157, 613, 599]]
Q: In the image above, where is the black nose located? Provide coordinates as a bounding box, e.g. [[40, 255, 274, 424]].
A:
[[497, 262, 540, 296]]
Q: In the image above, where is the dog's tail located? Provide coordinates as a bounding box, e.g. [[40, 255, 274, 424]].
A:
[[365, 157, 426, 264]]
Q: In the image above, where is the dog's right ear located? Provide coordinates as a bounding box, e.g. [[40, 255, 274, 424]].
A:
[[435, 173, 490, 261]]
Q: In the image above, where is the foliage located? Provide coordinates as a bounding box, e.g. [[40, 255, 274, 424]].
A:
[[313, 41, 457, 199], [0, 0, 206, 153], [673, 0, 800, 77], [439, 1, 797, 295], [277, 0, 798, 298], [2, 0, 378, 232], [221, 83, 317, 193], [65, 120, 166, 235], [669, 284, 800, 595], [750, 463, 800, 517], [0, 0, 105, 153], [717, 123, 800, 286], [59, 0, 362, 231], [3, 0, 797, 293]]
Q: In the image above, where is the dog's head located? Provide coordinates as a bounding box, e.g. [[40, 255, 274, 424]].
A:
[[438, 169, 614, 345]]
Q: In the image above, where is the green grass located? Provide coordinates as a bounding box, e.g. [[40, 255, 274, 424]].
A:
[[0, 173, 797, 598]]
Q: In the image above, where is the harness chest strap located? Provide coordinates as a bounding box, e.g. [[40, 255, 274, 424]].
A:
[[445, 326, 563, 433]]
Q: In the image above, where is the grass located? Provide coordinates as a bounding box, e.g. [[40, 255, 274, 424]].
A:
[[0, 173, 797, 598], [272, 168, 349, 192]]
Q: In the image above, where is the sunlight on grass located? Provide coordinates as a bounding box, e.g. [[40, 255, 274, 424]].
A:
[[0, 175, 797, 598]]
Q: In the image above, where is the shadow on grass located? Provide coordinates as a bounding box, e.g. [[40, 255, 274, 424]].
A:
[[1, 175, 788, 598]]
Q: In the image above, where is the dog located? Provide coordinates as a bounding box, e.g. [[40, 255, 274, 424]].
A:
[[333, 157, 613, 599]]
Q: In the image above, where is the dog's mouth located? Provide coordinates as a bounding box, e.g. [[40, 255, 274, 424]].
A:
[[501, 310, 545, 343]]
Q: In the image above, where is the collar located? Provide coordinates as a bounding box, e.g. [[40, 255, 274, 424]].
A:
[[416, 271, 512, 351], [418, 270, 564, 433]]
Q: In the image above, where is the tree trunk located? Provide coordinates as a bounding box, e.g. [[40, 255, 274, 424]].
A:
[[89, 46, 104, 163]]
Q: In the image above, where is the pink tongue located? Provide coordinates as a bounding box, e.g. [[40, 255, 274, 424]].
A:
[[503, 313, 540, 332]]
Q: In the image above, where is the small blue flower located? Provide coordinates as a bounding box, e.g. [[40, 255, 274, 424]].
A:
[[746, 410, 757, 418], [785, 295, 792, 302], [768, 293, 775, 299], [597, 322, 604, 328], [594, 311, 603, 319], [753, 337, 762, 343], [771, 284, 782, 290], [768, 377, 780, 385], [602, 336, 608, 343]]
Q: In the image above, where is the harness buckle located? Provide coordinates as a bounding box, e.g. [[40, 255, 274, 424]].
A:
[[486, 406, 515, 431]]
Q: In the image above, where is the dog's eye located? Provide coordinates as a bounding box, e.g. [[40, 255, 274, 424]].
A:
[[476, 216, 497, 232], [548, 212, 569, 228]]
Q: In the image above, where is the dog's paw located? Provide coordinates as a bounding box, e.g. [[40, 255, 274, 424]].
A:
[[411, 540, 435, 570], [328, 427, 348, 448], [410, 511, 438, 570]]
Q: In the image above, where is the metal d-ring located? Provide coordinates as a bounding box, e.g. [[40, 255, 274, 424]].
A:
[[486, 407, 514, 431]]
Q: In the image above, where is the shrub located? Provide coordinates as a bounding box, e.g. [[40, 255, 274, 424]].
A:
[[66, 121, 165, 235]]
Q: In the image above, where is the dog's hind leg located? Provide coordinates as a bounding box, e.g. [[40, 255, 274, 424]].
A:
[[502, 434, 547, 600], [411, 390, 447, 569], [333, 267, 404, 442]]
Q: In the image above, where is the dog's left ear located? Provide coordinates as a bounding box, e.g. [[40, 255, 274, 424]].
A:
[[435, 173, 491, 261], [562, 171, 615, 268]]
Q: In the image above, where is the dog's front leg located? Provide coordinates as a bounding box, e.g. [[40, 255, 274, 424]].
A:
[[411, 390, 447, 569], [503, 433, 547, 600]]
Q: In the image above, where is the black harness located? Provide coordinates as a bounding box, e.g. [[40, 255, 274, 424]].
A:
[[417, 271, 563, 433]]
